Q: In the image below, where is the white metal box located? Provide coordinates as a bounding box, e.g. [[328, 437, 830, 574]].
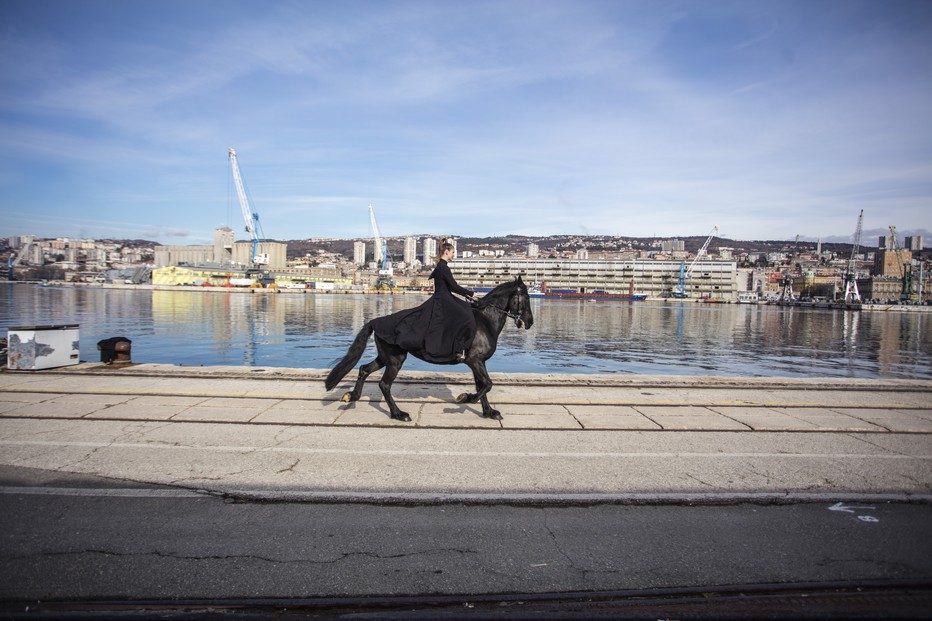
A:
[[6, 324, 80, 370]]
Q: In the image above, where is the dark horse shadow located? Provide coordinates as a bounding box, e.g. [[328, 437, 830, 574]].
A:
[[325, 278, 534, 421]]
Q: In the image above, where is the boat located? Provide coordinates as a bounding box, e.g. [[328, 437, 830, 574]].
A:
[[540, 281, 646, 301]]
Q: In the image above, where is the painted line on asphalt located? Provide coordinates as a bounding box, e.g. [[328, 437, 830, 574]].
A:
[[2, 439, 930, 460]]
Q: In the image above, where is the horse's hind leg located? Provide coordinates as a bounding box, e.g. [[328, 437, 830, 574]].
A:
[[378, 360, 411, 422], [342, 357, 384, 403], [373, 340, 410, 421]]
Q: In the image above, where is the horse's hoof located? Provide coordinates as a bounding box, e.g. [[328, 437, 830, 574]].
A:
[[483, 410, 502, 420], [341, 392, 353, 402], [391, 411, 412, 422], [455, 393, 469, 403]]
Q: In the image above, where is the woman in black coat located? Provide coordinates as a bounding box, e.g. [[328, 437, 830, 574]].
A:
[[370, 242, 477, 363]]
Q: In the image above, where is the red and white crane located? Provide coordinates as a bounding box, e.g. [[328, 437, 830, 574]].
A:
[[842, 210, 863, 303]]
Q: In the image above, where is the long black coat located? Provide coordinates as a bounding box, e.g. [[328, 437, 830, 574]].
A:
[[370, 259, 477, 363]]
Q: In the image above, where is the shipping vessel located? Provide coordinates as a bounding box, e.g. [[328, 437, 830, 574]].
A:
[[540, 281, 646, 301], [475, 281, 645, 300]]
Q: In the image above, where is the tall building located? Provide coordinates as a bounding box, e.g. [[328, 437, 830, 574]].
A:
[[527, 243, 539, 258], [661, 239, 685, 253], [879, 235, 897, 251], [353, 241, 366, 266], [404, 237, 417, 265], [214, 227, 234, 265], [873, 249, 913, 277], [423, 238, 437, 265], [905, 236, 924, 251]]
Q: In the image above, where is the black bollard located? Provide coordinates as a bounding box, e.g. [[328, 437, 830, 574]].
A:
[[97, 337, 132, 364]]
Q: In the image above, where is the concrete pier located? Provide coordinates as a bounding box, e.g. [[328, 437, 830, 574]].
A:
[[1, 364, 930, 504]]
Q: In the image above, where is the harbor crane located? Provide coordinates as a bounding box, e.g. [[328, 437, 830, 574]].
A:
[[672, 225, 718, 298], [888, 225, 918, 302], [228, 147, 270, 268], [777, 234, 802, 301], [841, 210, 864, 303], [368, 203, 394, 289]]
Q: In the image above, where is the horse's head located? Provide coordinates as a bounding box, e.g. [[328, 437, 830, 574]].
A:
[[508, 276, 534, 330]]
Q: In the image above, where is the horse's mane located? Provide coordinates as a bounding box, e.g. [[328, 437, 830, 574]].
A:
[[474, 279, 521, 309]]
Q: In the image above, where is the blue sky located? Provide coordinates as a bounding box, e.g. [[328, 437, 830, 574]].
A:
[[1, 0, 930, 246]]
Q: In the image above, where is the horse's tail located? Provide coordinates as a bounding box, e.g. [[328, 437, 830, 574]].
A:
[[325, 322, 374, 391]]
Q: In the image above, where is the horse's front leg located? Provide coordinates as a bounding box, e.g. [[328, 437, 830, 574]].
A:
[[455, 372, 484, 404], [459, 360, 500, 420]]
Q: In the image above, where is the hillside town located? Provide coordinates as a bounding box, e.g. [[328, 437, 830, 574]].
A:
[[2, 227, 929, 305]]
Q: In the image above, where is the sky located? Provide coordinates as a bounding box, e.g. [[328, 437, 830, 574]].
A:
[[1, 0, 930, 246]]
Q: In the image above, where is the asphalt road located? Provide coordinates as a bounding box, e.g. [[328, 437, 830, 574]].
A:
[[2, 466, 931, 613], [2, 368, 931, 617]]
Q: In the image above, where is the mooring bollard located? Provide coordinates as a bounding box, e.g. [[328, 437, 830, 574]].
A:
[[97, 337, 132, 364]]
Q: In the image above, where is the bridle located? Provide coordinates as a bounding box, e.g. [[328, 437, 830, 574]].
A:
[[472, 289, 525, 327]]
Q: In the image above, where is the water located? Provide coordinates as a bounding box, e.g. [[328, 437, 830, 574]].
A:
[[1, 284, 929, 379]]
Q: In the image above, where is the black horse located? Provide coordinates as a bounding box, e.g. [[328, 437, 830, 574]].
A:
[[324, 277, 534, 421]]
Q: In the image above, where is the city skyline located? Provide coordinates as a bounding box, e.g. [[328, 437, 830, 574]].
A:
[[1, 1, 930, 246]]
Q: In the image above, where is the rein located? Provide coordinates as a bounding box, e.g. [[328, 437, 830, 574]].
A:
[[478, 301, 520, 321], [470, 292, 522, 324]]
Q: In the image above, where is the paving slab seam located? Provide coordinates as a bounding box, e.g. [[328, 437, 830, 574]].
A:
[[3, 413, 931, 433], [5, 438, 930, 459], [5, 367, 932, 392], [1, 387, 929, 410]]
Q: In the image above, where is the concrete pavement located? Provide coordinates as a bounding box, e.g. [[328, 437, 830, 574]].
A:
[[2, 362, 931, 431], [1, 363, 931, 503]]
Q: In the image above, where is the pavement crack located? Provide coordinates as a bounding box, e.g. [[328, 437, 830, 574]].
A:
[[276, 458, 301, 474], [849, 434, 908, 456], [540, 510, 578, 575], [684, 472, 718, 489], [14, 547, 479, 565]]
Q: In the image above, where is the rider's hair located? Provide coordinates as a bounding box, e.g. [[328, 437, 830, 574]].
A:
[[436, 240, 455, 263]]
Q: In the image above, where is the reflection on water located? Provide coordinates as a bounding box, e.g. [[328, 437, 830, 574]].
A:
[[1, 284, 929, 379]]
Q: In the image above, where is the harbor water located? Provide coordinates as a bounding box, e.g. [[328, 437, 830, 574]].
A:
[[1, 284, 929, 379]]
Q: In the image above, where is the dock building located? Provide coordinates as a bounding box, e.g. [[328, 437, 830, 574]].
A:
[[154, 227, 287, 270], [450, 258, 738, 300]]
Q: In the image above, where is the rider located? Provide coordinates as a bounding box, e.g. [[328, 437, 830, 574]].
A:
[[369, 240, 477, 363], [429, 242, 476, 361]]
